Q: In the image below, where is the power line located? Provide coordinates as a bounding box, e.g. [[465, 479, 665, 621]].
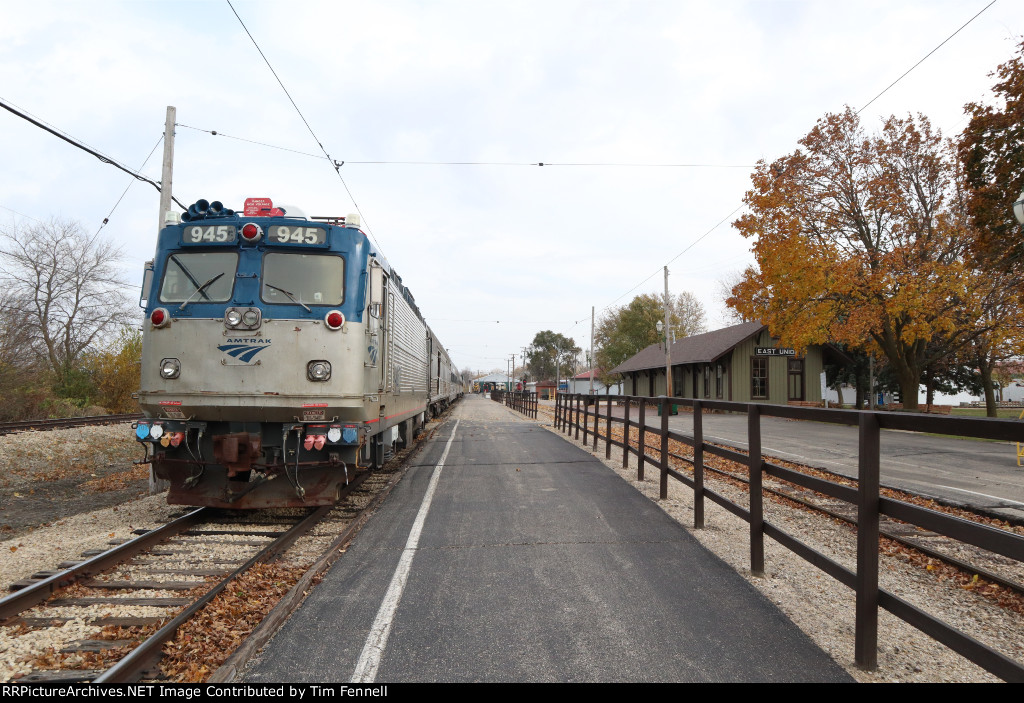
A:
[[176, 123, 325, 160], [225, 0, 383, 254], [0, 96, 186, 210], [176, 124, 753, 168], [0, 204, 44, 224], [96, 135, 164, 236], [858, 0, 997, 114], [589, 0, 1000, 331]]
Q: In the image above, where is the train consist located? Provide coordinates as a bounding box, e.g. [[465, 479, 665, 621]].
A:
[[134, 197, 462, 508]]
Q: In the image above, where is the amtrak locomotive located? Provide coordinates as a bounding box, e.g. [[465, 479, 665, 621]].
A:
[[135, 197, 462, 508]]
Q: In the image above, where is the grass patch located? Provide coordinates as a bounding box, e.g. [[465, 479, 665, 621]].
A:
[[950, 407, 1023, 420]]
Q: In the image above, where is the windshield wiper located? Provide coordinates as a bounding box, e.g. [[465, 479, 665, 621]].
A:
[[178, 272, 225, 311], [265, 283, 311, 312], [169, 256, 210, 301]]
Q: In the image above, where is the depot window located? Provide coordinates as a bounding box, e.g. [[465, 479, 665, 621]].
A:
[[159, 252, 238, 303], [751, 357, 768, 399], [261, 253, 345, 306]]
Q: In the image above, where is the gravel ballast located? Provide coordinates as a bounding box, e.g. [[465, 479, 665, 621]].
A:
[[3, 408, 1024, 682]]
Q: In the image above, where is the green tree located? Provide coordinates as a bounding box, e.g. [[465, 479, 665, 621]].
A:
[[595, 292, 706, 386], [525, 331, 580, 383]]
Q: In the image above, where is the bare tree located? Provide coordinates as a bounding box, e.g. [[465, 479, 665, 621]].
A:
[[0, 219, 130, 385], [0, 289, 40, 367]]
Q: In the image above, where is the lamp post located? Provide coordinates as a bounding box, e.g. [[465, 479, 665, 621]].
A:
[[657, 319, 672, 397]]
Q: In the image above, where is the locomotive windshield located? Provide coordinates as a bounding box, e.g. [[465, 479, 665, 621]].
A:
[[261, 253, 344, 306], [159, 252, 237, 303]]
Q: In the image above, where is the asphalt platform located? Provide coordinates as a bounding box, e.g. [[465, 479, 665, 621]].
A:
[[242, 395, 853, 683]]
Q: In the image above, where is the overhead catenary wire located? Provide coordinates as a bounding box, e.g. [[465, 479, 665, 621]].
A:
[[225, 0, 383, 254], [0, 96, 187, 211]]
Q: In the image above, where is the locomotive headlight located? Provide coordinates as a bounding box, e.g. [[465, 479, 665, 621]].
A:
[[307, 360, 332, 381], [160, 358, 181, 379], [242, 309, 260, 327], [225, 309, 242, 327]]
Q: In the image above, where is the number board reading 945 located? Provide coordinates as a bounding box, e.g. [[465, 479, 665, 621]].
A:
[[269, 226, 327, 245], [184, 225, 236, 244]]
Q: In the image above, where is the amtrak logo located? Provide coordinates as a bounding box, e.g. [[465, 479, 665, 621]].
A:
[[218, 339, 272, 363]]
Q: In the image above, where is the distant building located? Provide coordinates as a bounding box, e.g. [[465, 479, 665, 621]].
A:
[[609, 321, 832, 405], [473, 372, 513, 393], [567, 370, 622, 395]]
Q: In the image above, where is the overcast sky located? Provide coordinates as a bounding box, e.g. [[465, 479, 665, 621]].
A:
[[2, 0, 1021, 376]]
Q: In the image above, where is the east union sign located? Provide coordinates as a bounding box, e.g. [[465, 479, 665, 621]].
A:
[[755, 347, 796, 356]]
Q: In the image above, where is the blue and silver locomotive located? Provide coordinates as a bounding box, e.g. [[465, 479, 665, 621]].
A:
[[135, 197, 462, 508]]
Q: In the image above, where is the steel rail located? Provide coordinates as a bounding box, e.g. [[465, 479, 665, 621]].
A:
[[0, 507, 210, 620], [0, 413, 144, 436], [95, 503, 337, 682]]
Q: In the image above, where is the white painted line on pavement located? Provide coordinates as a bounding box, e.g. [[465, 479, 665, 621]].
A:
[[350, 419, 461, 683], [932, 485, 1024, 508]]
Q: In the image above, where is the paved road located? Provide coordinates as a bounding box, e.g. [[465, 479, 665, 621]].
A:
[[243, 396, 852, 683], [558, 399, 1024, 523]]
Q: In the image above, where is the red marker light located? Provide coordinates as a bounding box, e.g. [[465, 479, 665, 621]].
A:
[[151, 308, 170, 327], [325, 311, 344, 329], [241, 223, 262, 240]]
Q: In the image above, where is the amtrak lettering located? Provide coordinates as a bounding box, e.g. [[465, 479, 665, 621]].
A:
[[218, 339, 272, 363]]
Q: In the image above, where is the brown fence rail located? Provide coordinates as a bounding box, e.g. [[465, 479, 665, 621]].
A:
[[554, 392, 1024, 682], [504, 391, 537, 419]]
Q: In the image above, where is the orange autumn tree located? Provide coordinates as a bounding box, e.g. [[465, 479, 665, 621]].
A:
[[728, 108, 982, 410]]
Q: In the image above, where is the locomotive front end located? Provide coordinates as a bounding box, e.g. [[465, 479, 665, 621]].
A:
[[136, 198, 378, 508]]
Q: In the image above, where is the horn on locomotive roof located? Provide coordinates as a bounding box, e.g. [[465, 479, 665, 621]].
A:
[[180, 198, 235, 221]]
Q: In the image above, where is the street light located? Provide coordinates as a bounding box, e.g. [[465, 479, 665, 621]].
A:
[[656, 319, 671, 397]]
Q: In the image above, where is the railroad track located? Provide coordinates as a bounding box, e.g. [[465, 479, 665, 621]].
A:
[[0, 414, 144, 436], [0, 470, 396, 683], [535, 404, 1024, 600]]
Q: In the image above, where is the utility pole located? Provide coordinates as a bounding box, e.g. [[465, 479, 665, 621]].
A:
[[151, 106, 176, 497], [664, 266, 673, 397], [158, 106, 176, 231], [589, 306, 595, 395]]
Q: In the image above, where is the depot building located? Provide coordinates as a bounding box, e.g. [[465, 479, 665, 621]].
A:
[[609, 321, 829, 405]]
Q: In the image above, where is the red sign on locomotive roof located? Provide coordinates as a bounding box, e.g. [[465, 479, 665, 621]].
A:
[[243, 197, 284, 217]]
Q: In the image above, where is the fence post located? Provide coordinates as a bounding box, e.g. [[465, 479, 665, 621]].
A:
[[575, 395, 581, 440], [622, 397, 631, 468], [856, 412, 880, 669], [748, 405, 764, 576], [660, 396, 669, 499], [637, 399, 646, 481], [693, 399, 704, 529], [593, 395, 600, 450], [605, 395, 613, 459], [585, 397, 593, 446], [555, 393, 561, 429]]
